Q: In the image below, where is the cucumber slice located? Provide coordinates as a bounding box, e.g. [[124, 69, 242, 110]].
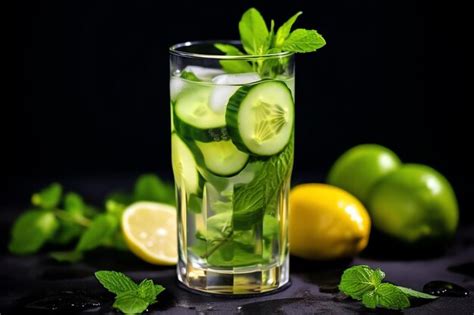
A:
[[196, 140, 249, 176], [174, 86, 229, 142], [226, 80, 294, 156], [171, 133, 201, 194]]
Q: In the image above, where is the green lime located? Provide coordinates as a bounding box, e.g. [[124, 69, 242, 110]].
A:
[[368, 164, 458, 244], [327, 144, 401, 203]]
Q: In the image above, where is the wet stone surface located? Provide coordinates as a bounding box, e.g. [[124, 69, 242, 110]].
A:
[[1, 206, 473, 314]]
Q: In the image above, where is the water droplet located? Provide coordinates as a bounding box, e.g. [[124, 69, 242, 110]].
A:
[[25, 291, 101, 311], [423, 281, 469, 297], [139, 231, 148, 239]]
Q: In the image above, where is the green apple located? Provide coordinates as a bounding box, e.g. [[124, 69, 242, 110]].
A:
[[327, 144, 401, 203], [368, 164, 458, 244]]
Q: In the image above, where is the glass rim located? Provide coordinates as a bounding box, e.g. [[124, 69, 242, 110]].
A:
[[169, 40, 294, 60]]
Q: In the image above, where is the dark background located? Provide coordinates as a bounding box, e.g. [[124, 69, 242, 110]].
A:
[[11, 1, 470, 219]]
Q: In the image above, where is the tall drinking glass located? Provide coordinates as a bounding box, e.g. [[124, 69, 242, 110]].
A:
[[170, 41, 294, 295]]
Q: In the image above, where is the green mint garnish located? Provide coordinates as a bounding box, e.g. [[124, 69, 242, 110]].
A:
[[95, 270, 165, 314], [361, 283, 410, 310], [133, 173, 176, 206], [31, 182, 63, 209], [339, 265, 438, 310], [76, 214, 119, 251], [8, 210, 59, 254], [215, 8, 326, 76]]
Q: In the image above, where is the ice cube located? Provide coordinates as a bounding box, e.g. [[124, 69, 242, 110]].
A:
[[209, 73, 261, 114], [170, 77, 185, 101], [182, 66, 224, 81]]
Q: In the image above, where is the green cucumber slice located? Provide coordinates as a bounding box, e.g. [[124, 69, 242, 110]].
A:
[[226, 80, 294, 156], [196, 140, 249, 176], [174, 86, 229, 142], [171, 133, 201, 194]]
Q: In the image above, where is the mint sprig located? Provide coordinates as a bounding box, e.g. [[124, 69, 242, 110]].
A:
[[339, 265, 438, 310], [215, 8, 326, 76], [95, 271, 165, 314]]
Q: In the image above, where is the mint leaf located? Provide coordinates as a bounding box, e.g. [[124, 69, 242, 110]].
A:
[[64, 192, 85, 215], [113, 291, 149, 314], [50, 250, 83, 263], [76, 214, 118, 251], [220, 60, 254, 74], [239, 8, 269, 54], [31, 183, 62, 209], [232, 137, 293, 229], [340, 265, 438, 311], [215, 43, 245, 55], [106, 192, 134, 205], [214, 43, 253, 73], [95, 270, 138, 294], [282, 28, 326, 53], [338, 265, 385, 300], [154, 284, 165, 296], [397, 286, 438, 299], [95, 271, 165, 314], [275, 11, 302, 47], [106, 199, 126, 218], [133, 174, 175, 205], [362, 283, 410, 310], [138, 279, 158, 304], [52, 217, 84, 244], [9, 210, 59, 254], [181, 71, 200, 81]]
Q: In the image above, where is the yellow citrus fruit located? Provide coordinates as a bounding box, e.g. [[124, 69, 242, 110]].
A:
[[122, 201, 177, 265], [289, 184, 371, 260]]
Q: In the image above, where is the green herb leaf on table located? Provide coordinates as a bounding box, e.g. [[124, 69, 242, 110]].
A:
[[64, 192, 85, 215], [114, 291, 149, 314], [95, 270, 165, 314], [95, 270, 138, 294], [31, 183, 62, 209], [9, 210, 59, 254], [76, 214, 119, 251], [339, 265, 439, 310], [133, 174, 175, 206], [397, 286, 438, 299], [362, 283, 410, 310], [50, 250, 83, 263], [137, 279, 158, 304], [338, 265, 385, 300]]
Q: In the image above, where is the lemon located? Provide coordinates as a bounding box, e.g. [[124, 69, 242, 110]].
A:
[[289, 184, 371, 260], [122, 201, 177, 265]]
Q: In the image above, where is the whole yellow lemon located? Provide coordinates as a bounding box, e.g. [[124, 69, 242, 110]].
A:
[[289, 183, 371, 260]]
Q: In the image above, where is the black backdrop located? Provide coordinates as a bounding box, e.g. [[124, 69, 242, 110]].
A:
[[11, 1, 470, 220]]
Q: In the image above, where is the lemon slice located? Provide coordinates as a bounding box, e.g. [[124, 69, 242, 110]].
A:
[[122, 201, 177, 265]]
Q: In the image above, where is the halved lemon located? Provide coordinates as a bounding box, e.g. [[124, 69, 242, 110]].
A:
[[122, 201, 177, 265]]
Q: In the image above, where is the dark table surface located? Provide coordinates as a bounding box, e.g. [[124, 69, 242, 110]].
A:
[[1, 177, 474, 314]]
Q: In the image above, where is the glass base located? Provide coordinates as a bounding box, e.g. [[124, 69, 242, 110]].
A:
[[177, 256, 290, 295]]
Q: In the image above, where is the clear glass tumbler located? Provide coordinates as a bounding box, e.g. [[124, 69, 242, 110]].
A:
[[170, 41, 294, 295]]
